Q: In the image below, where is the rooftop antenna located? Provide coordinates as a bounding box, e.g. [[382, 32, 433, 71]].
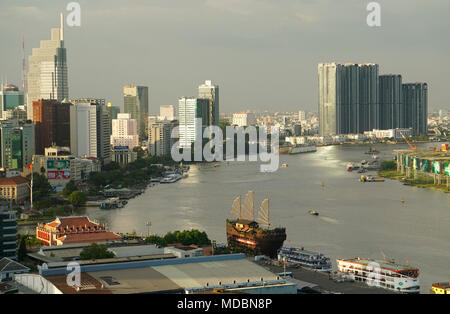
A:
[[60, 12, 64, 41]]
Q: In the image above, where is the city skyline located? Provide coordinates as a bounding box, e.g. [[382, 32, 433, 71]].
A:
[[0, 1, 449, 113]]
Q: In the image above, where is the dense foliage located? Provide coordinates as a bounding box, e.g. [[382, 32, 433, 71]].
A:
[[79, 243, 115, 260], [144, 229, 211, 247], [62, 180, 78, 197], [380, 160, 397, 171], [67, 191, 87, 207], [28, 173, 54, 201]]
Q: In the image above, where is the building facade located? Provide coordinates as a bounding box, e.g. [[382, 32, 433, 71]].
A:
[[33, 99, 70, 155], [403, 83, 428, 135], [70, 102, 111, 164], [379, 75, 403, 130], [0, 204, 17, 259], [111, 113, 139, 149], [148, 119, 177, 156], [159, 105, 175, 121], [123, 86, 149, 140], [198, 80, 219, 127], [0, 176, 30, 204], [0, 121, 34, 171], [0, 84, 25, 119], [232, 112, 256, 127], [27, 14, 68, 120], [178, 97, 209, 149]]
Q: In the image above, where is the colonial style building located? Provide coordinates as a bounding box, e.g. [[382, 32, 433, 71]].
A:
[[36, 216, 121, 246], [0, 176, 30, 204]]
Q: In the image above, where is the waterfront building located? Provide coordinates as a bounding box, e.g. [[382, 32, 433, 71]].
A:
[[0, 120, 34, 171], [232, 112, 256, 127], [27, 14, 68, 120], [159, 105, 175, 121], [148, 119, 177, 156], [0, 176, 29, 204], [0, 203, 17, 259], [0, 84, 25, 119], [70, 102, 111, 164], [379, 75, 403, 129], [364, 128, 412, 139], [198, 80, 219, 126], [403, 83, 428, 135], [36, 216, 121, 246], [33, 99, 70, 155], [123, 86, 149, 139], [178, 97, 210, 149], [111, 113, 139, 149]]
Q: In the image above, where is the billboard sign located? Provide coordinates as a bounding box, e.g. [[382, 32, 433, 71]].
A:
[[47, 160, 70, 169], [48, 170, 71, 180]]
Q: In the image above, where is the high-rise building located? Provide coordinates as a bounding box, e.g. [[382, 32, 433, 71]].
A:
[[148, 119, 177, 156], [178, 97, 210, 149], [111, 113, 139, 149], [159, 105, 176, 121], [0, 203, 18, 259], [70, 102, 111, 164], [198, 80, 219, 126], [403, 83, 428, 135], [33, 99, 70, 155], [379, 75, 403, 130], [319, 62, 379, 136], [298, 110, 306, 122], [106, 102, 120, 132], [0, 84, 25, 119], [27, 14, 68, 120], [123, 86, 149, 140], [0, 121, 34, 171]]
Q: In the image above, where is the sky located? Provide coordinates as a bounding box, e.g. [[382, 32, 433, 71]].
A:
[[0, 0, 449, 113]]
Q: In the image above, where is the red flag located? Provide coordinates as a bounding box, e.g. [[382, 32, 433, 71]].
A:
[[28, 164, 32, 169]]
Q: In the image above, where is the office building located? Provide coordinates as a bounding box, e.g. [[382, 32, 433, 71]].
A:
[[0, 203, 17, 259], [123, 86, 148, 139], [198, 80, 219, 126], [379, 75, 403, 129], [0, 84, 25, 119], [33, 99, 70, 155], [178, 97, 209, 149], [0, 120, 34, 171], [70, 102, 111, 164], [0, 176, 30, 204], [403, 83, 428, 135], [298, 110, 306, 122], [111, 113, 139, 149], [27, 14, 68, 120], [148, 119, 177, 156]]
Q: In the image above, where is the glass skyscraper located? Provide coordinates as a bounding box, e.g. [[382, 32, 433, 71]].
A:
[[27, 13, 68, 120], [198, 80, 219, 127], [123, 85, 149, 140]]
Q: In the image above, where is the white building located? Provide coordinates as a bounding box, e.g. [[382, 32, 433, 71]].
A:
[[178, 97, 209, 149], [159, 105, 175, 121], [111, 113, 139, 149], [148, 118, 176, 156], [70, 102, 111, 164], [365, 128, 413, 139], [27, 14, 68, 120], [232, 112, 256, 127], [298, 110, 306, 122]]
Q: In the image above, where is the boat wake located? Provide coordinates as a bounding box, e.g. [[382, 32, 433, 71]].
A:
[[318, 216, 339, 224]]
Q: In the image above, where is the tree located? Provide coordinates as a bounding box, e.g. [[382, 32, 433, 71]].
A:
[[28, 173, 53, 201], [79, 243, 115, 260], [62, 180, 77, 197], [380, 160, 397, 171], [18, 236, 27, 261], [67, 191, 87, 207]]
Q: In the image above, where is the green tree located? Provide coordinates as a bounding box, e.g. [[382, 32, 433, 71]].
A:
[[67, 191, 87, 207], [28, 173, 53, 201], [380, 160, 397, 171], [79, 243, 115, 260], [18, 236, 27, 261], [62, 180, 77, 197]]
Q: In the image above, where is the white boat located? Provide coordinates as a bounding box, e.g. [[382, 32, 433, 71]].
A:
[[160, 174, 182, 184], [289, 145, 317, 154], [336, 257, 420, 293]]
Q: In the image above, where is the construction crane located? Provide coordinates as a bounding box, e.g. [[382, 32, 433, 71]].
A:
[[399, 130, 416, 151]]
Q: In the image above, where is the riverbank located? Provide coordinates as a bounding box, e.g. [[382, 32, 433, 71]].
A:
[[378, 170, 450, 193]]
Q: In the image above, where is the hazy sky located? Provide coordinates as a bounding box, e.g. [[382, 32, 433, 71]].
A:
[[0, 0, 449, 113]]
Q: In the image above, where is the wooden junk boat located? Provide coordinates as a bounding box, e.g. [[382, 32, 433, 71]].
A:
[[226, 190, 286, 258]]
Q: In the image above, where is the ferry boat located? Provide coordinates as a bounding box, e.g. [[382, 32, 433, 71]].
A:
[[226, 191, 286, 258], [308, 210, 319, 216], [289, 145, 317, 154], [160, 173, 182, 183], [336, 257, 420, 293], [278, 247, 332, 272]]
